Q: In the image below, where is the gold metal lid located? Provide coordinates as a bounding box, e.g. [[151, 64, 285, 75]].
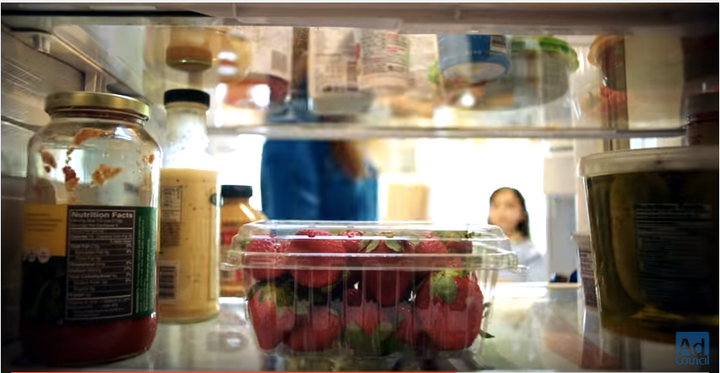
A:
[[45, 92, 151, 119]]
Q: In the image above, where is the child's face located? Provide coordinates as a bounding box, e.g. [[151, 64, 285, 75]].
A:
[[488, 190, 525, 235]]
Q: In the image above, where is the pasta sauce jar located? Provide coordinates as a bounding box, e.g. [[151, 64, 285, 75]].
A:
[[21, 92, 161, 365]]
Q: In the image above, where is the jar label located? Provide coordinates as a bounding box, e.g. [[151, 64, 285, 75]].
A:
[[21, 204, 157, 324], [308, 28, 360, 96], [577, 243, 598, 308], [634, 203, 714, 309], [356, 30, 410, 94]]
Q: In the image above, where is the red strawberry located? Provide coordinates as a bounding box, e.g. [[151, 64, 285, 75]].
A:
[[415, 270, 484, 351], [446, 240, 472, 254], [358, 237, 413, 306], [413, 237, 449, 269], [243, 239, 288, 280], [344, 288, 365, 307], [284, 307, 341, 352], [394, 302, 422, 347], [287, 229, 346, 288], [343, 290, 393, 352], [362, 270, 414, 307], [339, 230, 364, 253], [247, 283, 296, 350], [358, 237, 410, 267], [433, 231, 473, 254]]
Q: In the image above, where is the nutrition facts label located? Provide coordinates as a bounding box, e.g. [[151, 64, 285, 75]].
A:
[[65, 207, 136, 321], [635, 203, 713, 307]]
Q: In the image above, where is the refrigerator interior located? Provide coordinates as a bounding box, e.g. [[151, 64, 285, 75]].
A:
[[1, 2, 717, 371]]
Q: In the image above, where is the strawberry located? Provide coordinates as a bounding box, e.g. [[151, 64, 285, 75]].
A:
[[343, 289, 393, 353], [338, 230, 364, 253], [247, 282, 296, 350], [287, 229, 346, 288], [435, 231, 473, 254], [413, 236, 450, 270], [358, 238, 408, 267], [243, 239, 288, 280], [394, 302, 422, 347], [427, 231, 474, 254], [284, 307, 341, 352], [362, 270, 414, 307], [415, 270, 484, 351], [358, 237, 414, 306]]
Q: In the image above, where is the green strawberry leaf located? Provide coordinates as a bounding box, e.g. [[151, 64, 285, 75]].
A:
[[361, 240, 380, 252], [346, 326, 374, 351], [380, 335, 409, 356], [409, 236, 421, 246], [293, 300, 311, 316], [479, 330, 495, 339], [385, 240, 403, 252], [373, 322, 394, 343], [431, 274, 457, 305], [276, 305, 286, 318]]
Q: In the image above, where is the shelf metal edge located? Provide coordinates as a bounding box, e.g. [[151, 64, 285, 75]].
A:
[[1, 3, 716, 35], [207, 125, 686, 140]]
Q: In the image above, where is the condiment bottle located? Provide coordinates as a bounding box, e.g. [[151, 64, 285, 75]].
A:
[[219, 185, 265, 297], [158, 89, 220, 323], [21, 92, 161, 365]]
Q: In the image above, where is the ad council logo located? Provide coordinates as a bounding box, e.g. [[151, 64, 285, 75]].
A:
[[676, 332, 709, 366]]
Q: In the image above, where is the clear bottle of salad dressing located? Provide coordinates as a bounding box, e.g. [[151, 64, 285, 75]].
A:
[[158, 89, 220, 323]]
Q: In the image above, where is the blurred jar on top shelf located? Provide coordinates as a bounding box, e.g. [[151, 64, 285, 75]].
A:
[[355, 29, 410, 97], [434, 35, 579, 115], [144, 26, 252, 103], [218, 26, 294, 127], [587, 35, 686, 130], [386, 35, 440, 119], [436, 34, 511, 90], [289, 27, 373, 117], [219, 185, 265, 297], [433, 34, 510, 111]]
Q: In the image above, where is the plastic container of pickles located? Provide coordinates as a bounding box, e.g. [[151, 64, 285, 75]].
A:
[[579, 146, 719, 343], [223, 220, 518, 366]]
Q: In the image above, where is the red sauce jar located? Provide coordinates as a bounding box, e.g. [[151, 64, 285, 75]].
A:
[[21, 92, 159, 365]]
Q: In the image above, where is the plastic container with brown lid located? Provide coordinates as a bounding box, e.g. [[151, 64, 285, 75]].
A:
[[579, 146, 718, 343]]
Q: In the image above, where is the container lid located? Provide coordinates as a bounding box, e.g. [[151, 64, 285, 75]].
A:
[[224, 220, 520, 272], [164, 89, 211, 108], [579, 146, 719, 178], [510, 36, 579, 72], [221, 185, 253, 199], [587, 35, 624, 67], [45, 92, 150, 119]]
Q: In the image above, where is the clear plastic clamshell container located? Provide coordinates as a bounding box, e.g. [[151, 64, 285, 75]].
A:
[[223, 220, 518, 367]]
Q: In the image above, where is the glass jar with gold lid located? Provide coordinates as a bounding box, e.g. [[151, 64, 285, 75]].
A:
[[21, 91, 161, 365]]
